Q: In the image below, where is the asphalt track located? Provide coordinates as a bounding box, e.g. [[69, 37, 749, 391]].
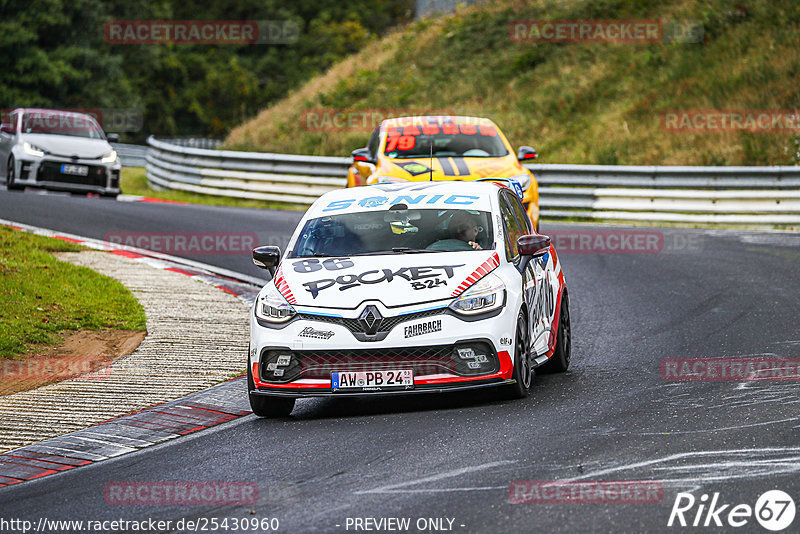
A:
[[2, 187, 800, 533]]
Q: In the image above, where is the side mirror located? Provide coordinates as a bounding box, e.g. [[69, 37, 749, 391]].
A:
[[518, 234, 551, 257], [516, 234, 551, 273], [517, 146, 538, 161], [351, 148, 375, 164], [107, 133, 120, 143], [252, 245, 282, 276], [0, 124, 14, 134]]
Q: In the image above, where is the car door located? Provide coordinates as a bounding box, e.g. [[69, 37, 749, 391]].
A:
[[508, 190, 556, 355], [355, 126, 380, 183], [501, 189, 556, 356], [498, 191, 538, 353], [0, 111, 17, 176]]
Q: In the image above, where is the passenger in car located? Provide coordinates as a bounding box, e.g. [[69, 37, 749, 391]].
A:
[[426, 211, 483, 251]]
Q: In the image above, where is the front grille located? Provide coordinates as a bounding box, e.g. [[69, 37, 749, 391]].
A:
[[37, 161, 108, 187], [259, 341, 499, 384], [298, 308, 445, 341]]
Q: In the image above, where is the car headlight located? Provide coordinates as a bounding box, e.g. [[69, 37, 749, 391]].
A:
[[101, 150, 117, 163], [23, 142, 46, 158], [449, 273, 506, 315], [255, 283, 296, 323], [510, 173, 532, 191]]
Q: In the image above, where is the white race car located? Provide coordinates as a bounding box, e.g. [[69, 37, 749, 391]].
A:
[[248, 181, 571, 417]]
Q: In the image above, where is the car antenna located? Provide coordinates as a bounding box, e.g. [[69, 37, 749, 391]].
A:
[[429, 136, 433, 181]]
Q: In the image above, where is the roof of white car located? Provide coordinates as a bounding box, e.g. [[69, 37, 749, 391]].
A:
[[309, 181, 505, 216], [13, 108, 94, 117]]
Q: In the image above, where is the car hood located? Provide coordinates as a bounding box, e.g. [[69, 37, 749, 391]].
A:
[[21, 134, 112, 159], [276, 250, 500, 310], [377, 154, 525, 182]]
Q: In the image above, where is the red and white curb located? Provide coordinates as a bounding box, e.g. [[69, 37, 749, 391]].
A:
[[0, 379, 250, 488], [117, 194, 190, 204], [0, 219, 266, 488]]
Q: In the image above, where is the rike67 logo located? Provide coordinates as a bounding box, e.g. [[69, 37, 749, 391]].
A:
[[668, 490, 796, 531]]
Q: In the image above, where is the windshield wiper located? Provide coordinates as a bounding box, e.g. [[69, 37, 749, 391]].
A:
[[391, 247, 443, 254], [326, 248, 444, 256]]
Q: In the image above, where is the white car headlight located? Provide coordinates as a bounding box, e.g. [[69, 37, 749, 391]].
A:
[[23, 142, 46, 157], [449, 272, 506, 315], [101, 150, 117, 163], [255, 283, 296, 323], [510, 173, 532, 191]]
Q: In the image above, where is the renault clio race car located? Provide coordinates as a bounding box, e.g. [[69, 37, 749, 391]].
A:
[[347, 116, 541, 230], [248, 181, 570, 417]]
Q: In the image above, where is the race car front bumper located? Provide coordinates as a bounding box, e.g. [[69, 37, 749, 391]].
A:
[[249, 339, 515, 398], [249, 375, 515, 398], [13, 156, 121, 195]]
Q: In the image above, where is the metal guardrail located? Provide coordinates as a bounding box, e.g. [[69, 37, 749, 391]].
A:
[[158, 137, 223, 150], [529, 164, 800, 224], [112, 143, 148, 167], [145, 137, 800, 225], [146, 136, 348, 204]]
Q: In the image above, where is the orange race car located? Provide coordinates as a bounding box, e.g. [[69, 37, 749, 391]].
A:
[[347, 116, 540, 229]]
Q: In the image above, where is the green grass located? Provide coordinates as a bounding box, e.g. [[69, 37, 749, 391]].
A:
[[0, 227, 147, 359], [224, 0, 800, 166], [120, 167, 306, 211]]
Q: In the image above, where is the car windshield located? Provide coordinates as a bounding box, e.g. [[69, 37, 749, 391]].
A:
[[290, 208, 495, 257], [383, 122, 509, 159], [21, 112, 105, 139]]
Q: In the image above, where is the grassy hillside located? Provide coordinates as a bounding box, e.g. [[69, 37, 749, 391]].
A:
[[225, 0, 800, 166]]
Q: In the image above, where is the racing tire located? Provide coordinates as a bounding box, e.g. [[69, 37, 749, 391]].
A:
[[6, 157, 23, 191], [247, 358, 295, 418], [502, 310, 532, 399], [538, 290, 571, 374]]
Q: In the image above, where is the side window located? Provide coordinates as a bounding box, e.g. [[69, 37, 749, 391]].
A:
[[499, 193, 523, 261], [508, 192, 533, 234], [367, 127, 380, 159], [9, 112, 17, 131]]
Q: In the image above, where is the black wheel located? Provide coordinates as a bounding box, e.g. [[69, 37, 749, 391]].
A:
[[6, 157, 23, 191], [502, 310, 532, 399], [247, 356, 295, 417], [538, 289, 571, 374]]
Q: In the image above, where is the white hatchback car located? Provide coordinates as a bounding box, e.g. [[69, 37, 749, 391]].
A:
[[0, 108, 121, 196], [248, 181, 571, 417]]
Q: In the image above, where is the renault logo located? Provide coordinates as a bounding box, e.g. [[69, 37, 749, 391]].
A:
[[359, 305, 383, 335]]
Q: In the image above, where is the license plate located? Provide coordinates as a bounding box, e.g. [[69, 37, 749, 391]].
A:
[[331, 369, 413, 390], [61, 164, 88, 176]]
